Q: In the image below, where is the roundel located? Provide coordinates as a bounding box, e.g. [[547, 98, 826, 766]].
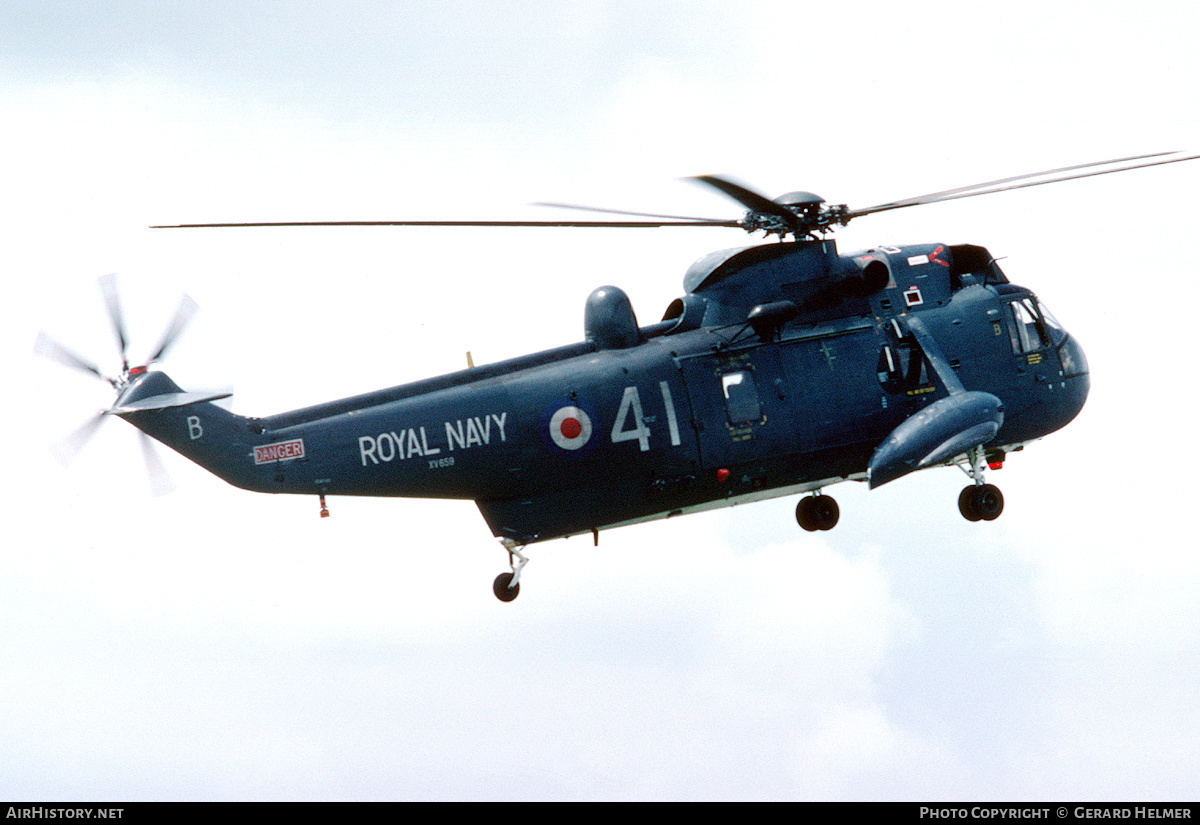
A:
[[548, 405, 593, 451]]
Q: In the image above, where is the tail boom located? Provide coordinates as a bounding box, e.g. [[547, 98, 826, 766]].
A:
[[112, 370, 512, 500], [114, 371, 273, 493]]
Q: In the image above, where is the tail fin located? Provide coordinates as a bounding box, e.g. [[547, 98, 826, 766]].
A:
[[112, 371, 261, 491]]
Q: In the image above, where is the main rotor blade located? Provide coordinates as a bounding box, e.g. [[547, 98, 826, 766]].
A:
[[98, 273, 129, 370], [850, 151, 1200, 218], [855, 151, 1178, 213], [533, 201, 736, 224], [687, 175, 799, 224], [147, 294, 198, 364], [34, 331, 106, 380], [151, 219, 740, 229]]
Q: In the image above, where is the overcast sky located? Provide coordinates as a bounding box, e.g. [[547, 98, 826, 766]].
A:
[[4, 0, 1200, 801]]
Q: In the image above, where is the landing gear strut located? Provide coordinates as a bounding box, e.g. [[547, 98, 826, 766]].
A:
[[493, 538, 528, 602], [796, 493, 839, 531], [957, 446, 1004, 521]]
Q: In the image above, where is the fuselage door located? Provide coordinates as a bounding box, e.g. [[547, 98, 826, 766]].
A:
[[679, 344, 797, 469]]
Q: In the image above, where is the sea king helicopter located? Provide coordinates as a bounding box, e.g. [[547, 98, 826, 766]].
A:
[[38, 152, 1199, 600]]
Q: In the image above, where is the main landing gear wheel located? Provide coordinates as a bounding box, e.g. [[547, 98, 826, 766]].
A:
[[956, 446, 1004, 522], [958, 483, 1004, 522], [796, 494, 839, 531]]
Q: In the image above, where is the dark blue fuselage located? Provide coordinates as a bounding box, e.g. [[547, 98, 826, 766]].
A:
[[119, 240, 1088, 545]]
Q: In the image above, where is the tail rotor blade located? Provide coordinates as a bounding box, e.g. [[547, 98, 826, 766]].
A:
[[139, 431, 176, 496], [98, 273, 130, 371], [34, 332, 106, 381], [52, 411, 107, 466], [148, 294, 198, 364]]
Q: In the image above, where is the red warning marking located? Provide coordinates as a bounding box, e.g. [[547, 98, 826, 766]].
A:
[[254, 438, 306, 465]]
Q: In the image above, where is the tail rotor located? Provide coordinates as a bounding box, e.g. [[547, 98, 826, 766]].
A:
[[36, 274, 211, 493]]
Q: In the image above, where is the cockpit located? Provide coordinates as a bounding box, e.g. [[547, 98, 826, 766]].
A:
[[994, 286, 1088, 379]]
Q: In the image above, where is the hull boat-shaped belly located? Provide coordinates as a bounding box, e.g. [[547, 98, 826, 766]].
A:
[[867, 391, 1004, 489]]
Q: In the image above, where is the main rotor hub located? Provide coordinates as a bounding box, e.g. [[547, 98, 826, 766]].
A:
[[740, 194, 852, 240], [774, 191, 825, 208]]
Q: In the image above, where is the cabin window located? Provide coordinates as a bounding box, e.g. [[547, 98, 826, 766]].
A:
[[878, 343, 929, 393], [877, 345, 900, 387], [721, 371, 761, 423], [904, 343, 930, 387]]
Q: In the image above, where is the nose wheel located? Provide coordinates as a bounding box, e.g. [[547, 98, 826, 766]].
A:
[[796, 493, 839, 531]]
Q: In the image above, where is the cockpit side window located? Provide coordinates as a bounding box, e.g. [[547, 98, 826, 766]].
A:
[[1007, 298, 1050, 354]]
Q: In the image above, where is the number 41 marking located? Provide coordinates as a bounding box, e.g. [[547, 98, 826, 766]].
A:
[[610, 382, 681, 452]]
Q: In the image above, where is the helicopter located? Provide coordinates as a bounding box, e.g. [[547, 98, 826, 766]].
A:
[[37, 151, 1199, 601]]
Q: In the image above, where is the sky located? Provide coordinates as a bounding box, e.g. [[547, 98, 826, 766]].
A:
[[3, 0, 1200, 801]]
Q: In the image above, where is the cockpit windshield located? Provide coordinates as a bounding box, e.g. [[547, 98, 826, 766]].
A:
[[1037, 301, 1068, 345]]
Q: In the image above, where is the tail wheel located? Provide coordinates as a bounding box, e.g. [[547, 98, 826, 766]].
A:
[[493, 572, 520, 602]]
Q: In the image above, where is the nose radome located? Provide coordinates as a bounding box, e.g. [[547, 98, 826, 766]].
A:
[[1059, 333, 1089, 379], [1059, 334, 1090, 424]]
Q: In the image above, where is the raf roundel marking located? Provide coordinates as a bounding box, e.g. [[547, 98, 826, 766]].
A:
[[560, 417, 582, 440], [549, 405, 592, 450]]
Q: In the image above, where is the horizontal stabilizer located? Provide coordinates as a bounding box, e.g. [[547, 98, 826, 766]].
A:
[[868, 391, 1003, 489], [110, 390, 233, 415]]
